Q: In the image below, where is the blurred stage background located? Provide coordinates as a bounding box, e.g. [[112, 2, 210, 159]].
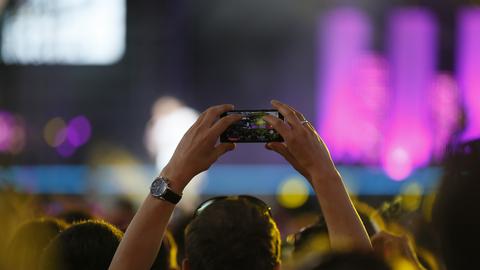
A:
[[0, 0, 479, 234]]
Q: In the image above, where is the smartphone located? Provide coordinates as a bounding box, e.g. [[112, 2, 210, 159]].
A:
[[220, 110, 284, 143]]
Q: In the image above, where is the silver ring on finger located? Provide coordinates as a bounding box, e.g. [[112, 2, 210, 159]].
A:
[[300, 120, 310, 125]]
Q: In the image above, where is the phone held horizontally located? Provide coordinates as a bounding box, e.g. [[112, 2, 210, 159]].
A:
[[220, 110, 284, 143]]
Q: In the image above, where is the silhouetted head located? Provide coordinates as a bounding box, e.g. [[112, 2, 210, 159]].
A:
[[305, 251, 391, 270], [433, 139, 480, 269], [40, 219, 123, 270], [184, 195, 281, 270], [290, 203, 381, 261], [6, 218, 68, 270], [57, 209, 93, 224]]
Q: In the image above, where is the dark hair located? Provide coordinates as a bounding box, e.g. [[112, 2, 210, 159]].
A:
[[40, 219, 123, 270], [184, 197, 281, 270], [433, 139, 480, 269], [57, 209, 93, 224], [6, 218, 68, 270], [306, 251, 391, 270], [290, 203, 381, 260]]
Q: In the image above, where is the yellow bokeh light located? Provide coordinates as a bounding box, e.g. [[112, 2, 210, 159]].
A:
[[392, 258, 417, 270], [277, 177, 309, 209], [43, 117, 66, 147], [400, 182, 423, 212]]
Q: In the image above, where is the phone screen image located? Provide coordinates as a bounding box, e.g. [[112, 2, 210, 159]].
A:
[[220, 110, 284, 143]]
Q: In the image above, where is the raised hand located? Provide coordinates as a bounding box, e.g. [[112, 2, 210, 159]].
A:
[[162, 104, 242, 193], [265, 99, 372, 251], [263, 100, 338, 181]]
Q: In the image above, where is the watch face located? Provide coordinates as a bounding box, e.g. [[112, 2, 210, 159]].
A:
[[151, 178, 168, 197]]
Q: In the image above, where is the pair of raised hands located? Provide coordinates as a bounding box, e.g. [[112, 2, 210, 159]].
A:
[[162, 100, 339, 194]]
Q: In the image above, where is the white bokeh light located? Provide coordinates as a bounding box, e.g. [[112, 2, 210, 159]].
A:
[[145, 97, 204, 212], [2, 0, 125, 65]]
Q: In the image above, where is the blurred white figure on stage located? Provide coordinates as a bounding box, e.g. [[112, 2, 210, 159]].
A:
[[145, 97, 205, 212]]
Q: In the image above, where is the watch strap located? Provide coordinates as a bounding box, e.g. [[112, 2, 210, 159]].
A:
[[162, 187, 182, 204], [151, 176, 182, 204]]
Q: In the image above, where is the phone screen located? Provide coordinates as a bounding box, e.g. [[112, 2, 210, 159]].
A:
[[220, 110, 284, 143]]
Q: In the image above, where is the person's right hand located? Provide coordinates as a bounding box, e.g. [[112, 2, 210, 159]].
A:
[[263, 100, 338, 182], [161, 104, 242, 193]]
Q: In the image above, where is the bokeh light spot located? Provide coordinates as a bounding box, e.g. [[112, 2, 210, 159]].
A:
[[0, 111, 26, 154], [56, 140, 76, 157], [384, 147, 413, 181], [400, 182, 423, 212], [67, 115, 92, 147], [0, 112, 14, 151], [277, 177, 309, 209], [44, 117, 67, 147]]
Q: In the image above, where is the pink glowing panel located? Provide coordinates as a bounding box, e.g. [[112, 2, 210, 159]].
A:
[[67, 116, 92, 147], [381, 9, 437, 180], [429, 73, 461, 160], [457, 8, 480, 142], [316, 8, 378, 163]]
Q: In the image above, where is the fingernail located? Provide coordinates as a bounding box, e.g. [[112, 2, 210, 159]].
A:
[[265, 143, 272, 150], [271, 100, 280, 104]]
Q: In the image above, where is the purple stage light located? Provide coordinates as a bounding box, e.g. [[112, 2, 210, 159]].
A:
[[381, 9, 438, 180], [316, 8, 379, 163], [56, 140, 76, 157], [457, 8, 480, 142], [67, 115, 92, 147]]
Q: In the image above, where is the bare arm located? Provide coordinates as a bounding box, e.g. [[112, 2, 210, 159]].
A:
[[372, 231, 426, 270], [264, 100, 371, 251], [109, 104, 241, 270]]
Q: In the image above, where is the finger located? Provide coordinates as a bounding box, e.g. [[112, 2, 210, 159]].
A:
[[200, 104, 235, 127], [266, 142, 297, 165], [282, 104, 318, 132], [263, 115, 290, 138], [266, 142, 289, 156], [210, 114, 243, 138], [283, 103, 307, 121], [271, 100, 302, 128], [212, 143, 236, 160]]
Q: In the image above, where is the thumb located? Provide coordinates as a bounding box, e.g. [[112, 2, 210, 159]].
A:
[[213, 143, 236, 159], [267, 142, 310, 179], [267, 142, 298, 165], [266, 142, 289, 156]]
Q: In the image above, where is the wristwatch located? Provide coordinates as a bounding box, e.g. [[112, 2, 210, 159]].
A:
[[150, 176, 182, 204]]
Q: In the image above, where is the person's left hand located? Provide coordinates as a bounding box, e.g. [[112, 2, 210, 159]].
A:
[[263, 100, 338, 182], [161, 104, 242, 193]]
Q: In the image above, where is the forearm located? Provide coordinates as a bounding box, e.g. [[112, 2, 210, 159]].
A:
[[109, 104, 238, 270], [310, 170, 372, 251], [109, 195, 175, 270]]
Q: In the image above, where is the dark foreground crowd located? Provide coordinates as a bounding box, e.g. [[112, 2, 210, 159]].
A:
[[1, 100, 478, 270]]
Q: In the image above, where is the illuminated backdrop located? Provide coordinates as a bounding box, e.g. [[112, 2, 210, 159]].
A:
[[316, 7, 475, 180]]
